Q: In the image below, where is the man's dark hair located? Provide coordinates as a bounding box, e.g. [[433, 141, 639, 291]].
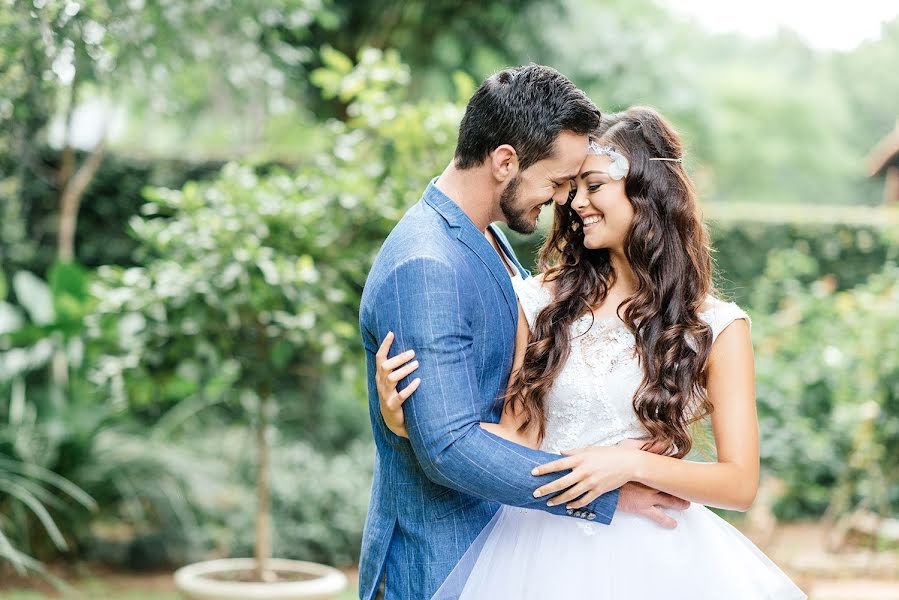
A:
[[454, 64, 601, 171]]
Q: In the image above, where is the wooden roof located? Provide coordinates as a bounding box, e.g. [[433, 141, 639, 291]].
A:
[[867, 119, 899, 177]]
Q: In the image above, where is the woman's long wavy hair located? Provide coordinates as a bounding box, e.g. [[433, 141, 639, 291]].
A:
[[506, 106, 717, 458]]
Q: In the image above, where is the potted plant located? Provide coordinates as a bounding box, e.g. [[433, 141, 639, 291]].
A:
[[105, 48, 463, 598], [102, 164, 360, 599]]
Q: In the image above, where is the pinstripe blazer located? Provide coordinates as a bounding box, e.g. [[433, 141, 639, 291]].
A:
[[358, 179, 619, 599]]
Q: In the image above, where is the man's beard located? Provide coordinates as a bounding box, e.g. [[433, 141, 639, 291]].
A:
[[499, 176, 539, 234]]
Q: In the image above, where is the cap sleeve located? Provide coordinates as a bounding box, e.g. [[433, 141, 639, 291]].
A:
[[512, 276, 553, 328], [699, 296, 752, 344]]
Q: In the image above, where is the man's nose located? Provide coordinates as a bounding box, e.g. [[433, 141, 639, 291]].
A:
[[551, 188, 570, 206]]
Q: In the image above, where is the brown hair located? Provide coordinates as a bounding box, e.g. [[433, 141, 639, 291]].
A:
[[506, 106, 716, 458]]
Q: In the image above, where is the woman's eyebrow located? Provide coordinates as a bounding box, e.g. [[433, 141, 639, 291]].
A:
[[579, 170, 608, 179]]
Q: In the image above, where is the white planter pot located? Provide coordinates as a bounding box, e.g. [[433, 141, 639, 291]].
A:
[[174, 558, 348, 600]]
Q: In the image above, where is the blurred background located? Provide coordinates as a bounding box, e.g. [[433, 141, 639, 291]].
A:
[[1, 0, 898, 598]]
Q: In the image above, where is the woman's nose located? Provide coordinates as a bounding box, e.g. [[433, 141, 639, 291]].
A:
[[569, 186, 587, 209]]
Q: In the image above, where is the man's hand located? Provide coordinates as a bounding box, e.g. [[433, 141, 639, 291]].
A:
[[617, 482, 690, 529], [613, 438, 689, 528]]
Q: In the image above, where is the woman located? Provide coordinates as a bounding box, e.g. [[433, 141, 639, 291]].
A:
[[376, 106, 806, 599]]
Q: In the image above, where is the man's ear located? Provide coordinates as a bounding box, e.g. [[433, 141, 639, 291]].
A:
[[489, 144, 519, 183]]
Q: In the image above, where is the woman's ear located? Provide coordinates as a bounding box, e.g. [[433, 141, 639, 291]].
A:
[[489, 144, 519, 183]]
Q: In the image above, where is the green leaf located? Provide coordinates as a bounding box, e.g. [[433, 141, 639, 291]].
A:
[[12, 271, 54, 325], [0, 479, 68, 550], [310, 68, 342, 99], [49, 261, 90, 322], [0, 301, 24, 335], [49, 261, 88, 301], [320, 45, 353, 75], [0, 458, 96, 511]]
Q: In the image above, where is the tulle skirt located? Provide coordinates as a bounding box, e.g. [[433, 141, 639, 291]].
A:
[[433, 503, 807, 599]]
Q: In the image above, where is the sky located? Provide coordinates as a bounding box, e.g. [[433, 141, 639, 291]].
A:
[[666, 0, 899, 51]]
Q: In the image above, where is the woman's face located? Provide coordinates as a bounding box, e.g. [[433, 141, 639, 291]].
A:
[[568, 153, 634, 253]]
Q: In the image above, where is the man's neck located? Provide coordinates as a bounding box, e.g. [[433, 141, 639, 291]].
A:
[[434, 162, 500, 232]]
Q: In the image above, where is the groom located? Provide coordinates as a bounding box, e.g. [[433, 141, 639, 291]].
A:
[[358, 65, 688, 599]]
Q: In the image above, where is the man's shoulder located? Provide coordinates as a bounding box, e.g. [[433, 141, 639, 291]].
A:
[[362, 214, 464, 306], [371, 227, 458, 276]]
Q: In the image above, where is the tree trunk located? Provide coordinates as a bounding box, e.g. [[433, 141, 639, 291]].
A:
[[57, 138, 107, 263], [254, 391, 276, 582], [55, 70, 109, 263]]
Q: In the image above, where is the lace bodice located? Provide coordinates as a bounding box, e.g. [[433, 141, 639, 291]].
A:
[[512, 276, 751, 453]]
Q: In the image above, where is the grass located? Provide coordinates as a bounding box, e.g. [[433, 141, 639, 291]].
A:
[[0, 592, 180, 600], [0, 591, 358, 600], [0, 589, 359, 600], [0, 572, 360, 600]]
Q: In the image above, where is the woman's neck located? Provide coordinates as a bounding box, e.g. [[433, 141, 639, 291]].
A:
[[607, 251, 637, 298]]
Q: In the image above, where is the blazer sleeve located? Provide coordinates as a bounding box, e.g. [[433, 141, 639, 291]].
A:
[[371, 256, 618, 524]]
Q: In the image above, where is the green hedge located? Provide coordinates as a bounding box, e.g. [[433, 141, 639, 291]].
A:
[[505, 216, 899, 311], [708, 220, 899, 309]]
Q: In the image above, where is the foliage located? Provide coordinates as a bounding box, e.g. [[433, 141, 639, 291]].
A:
[[2, 5, 899, 576], [12, 148, 225, 276], [710, 221, 899, 309], [0, 265, 215, 573], [85, 46, 464, 416], [191, 431, 373, 567], [753, 263, 899, 519]]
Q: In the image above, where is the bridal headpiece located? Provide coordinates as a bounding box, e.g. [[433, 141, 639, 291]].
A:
[[587, 139, 682, 181], [587, 140, 629, 180]]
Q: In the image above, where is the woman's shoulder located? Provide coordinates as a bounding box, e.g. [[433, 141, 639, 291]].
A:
[[516, 271, 554, 295], [698, 295, 751, 342], [514, 272, 555, 326]]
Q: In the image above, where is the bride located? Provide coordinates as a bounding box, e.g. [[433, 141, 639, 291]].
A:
[[375, 106, 806, 599]]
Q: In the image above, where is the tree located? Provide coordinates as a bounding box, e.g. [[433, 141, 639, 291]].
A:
[[90, 47, 467, 579]]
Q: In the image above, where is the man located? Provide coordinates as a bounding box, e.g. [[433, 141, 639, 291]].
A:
[[358, 64, 688, 599]]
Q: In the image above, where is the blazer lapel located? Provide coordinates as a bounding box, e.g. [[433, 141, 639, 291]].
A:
[[489, 223, 530, 279], [457, 226, 518, 321]]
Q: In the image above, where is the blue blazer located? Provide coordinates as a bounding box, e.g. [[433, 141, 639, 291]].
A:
[[358, 179, 619, 599]]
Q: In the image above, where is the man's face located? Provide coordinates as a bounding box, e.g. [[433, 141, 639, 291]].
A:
[[499, 131, 588, 234]]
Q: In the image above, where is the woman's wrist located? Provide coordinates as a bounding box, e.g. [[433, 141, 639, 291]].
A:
[[628, 448, 650, 483]]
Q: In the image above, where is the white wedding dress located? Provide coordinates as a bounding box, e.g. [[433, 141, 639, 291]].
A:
[[433, 275, 807, 600]]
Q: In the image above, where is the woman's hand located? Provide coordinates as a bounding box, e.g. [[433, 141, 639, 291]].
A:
[[375, 331, 421, 438], [531, 445, 642, 510]]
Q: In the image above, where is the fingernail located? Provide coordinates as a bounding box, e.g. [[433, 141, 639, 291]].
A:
[[411, 361, 419, 367], [533, 490, 541, 498], [531, 468, 539, 476], [546, 501, 556, 507]]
